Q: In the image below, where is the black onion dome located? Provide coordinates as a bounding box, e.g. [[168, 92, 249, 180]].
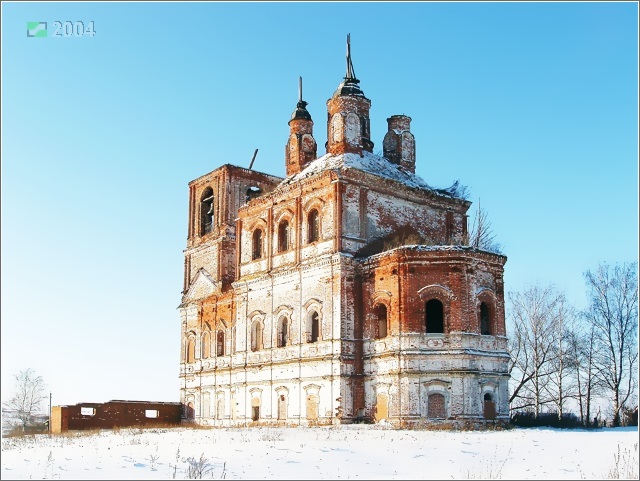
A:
[[333, 77, 365, 97], [290, 99, 312, 121]]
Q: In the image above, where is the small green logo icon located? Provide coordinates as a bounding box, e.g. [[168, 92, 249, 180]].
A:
[[27, 22, 47, 37]]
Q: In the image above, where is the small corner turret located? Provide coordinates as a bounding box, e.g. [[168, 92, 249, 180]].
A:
[[285, 77, 317, 177], [383, 115, 416, 173]]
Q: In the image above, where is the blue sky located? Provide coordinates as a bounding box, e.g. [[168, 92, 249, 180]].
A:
[[2, 2, 638, 406]]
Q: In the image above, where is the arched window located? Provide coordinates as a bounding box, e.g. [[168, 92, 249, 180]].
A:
[[425, 299, 444, 334], [345, 113, 360, 144], [216, 393, 225, 420], [277, 316, 288, 348], [483, 392, 496, 420], [200, 188, 214, 235], [185, 402, 195, 420], [252, 229, 263, 260], [308, 209, 320, 243], [201, 331, 210, 359], [187, 336, 196, 363], [331, 113, 343, 143], [374, 304, 388, 339], [278, 220, 289, 253], [202, 392, 210, 418], [277, 394, 287, 420], [251, 321, 263, 352], [428, 393, 446, 418], [216, 330, 225, 356], [309, 311, 320, 343], [480, 302, 491, 335]]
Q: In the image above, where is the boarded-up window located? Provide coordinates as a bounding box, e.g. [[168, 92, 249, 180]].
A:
[[331, 113, 343, 143], [202, 393, 210, 418], [484, 393, 496, 420], [375, 393, 389, 423], [187, 337, 196, 363], [306, 394, 319, 421], [216, 395, 225, 420], [345, 113, 360, 145], [202, 332, 210, 359], [428, 393, 446, 418]]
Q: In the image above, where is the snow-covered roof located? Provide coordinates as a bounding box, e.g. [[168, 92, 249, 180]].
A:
[[280, 151, 468, 200]]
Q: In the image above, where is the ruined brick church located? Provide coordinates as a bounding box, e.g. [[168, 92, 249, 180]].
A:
[[179, 37, 509, 428]]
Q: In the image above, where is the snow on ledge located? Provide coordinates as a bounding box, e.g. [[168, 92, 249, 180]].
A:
[[281, 151, 468, 200]]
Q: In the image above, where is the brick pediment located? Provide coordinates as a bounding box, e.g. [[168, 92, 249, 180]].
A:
[[181, 269, 219, 305]]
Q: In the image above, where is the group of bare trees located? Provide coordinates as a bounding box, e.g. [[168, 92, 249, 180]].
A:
[[2, 368, 48, 434], [508, 262, 638, 427]]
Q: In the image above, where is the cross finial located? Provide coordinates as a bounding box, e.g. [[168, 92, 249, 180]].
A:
[[345, 33, 356, 79], [298, 76, 302, 103]]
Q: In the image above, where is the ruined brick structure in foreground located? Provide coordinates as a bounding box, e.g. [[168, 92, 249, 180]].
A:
[[179, 38, 509, 428]]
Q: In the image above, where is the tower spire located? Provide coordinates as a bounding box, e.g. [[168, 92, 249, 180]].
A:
[[345, 33, 356, 80], [298, 76, 302, 103]]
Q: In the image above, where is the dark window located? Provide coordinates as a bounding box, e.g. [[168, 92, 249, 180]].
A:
[[374, 304, 388, 339], [426, 299, 444, 333], [308, 209, 320, 243], [446, 211, 454, 243], [216, 330, 225, 356], [278, 316, 288, 348], [252, 406, 260, 421], [186, 402, 195, 420], [252, 229, 263, 260], [480, 302, 491, 335], [428, 393, 445, 418], [200, 188, 214, 236], [310, 311, 320, 343], [278, 220, 289, 252]]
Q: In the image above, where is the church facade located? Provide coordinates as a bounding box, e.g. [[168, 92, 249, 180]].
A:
[[179, 39, 509, 428]]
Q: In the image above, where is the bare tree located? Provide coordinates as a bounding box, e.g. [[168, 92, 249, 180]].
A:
[[468, 200, 502, 254], [583, 262, 638, 426], [567, 323, 601, 426], [2, 369, 47, 433], [508, 285, 564, 416], [546, 297, 579, 420]]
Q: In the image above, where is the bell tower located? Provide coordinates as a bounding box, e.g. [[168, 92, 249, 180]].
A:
[[285, 77, 317, 176], [326, 34, 373, 156]]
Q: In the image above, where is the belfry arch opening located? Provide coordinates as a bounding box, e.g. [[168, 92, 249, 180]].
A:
[[200, 188, 214, 235]]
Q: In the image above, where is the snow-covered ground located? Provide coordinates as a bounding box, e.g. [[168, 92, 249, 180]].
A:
[[1, 425, 638, 480]]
